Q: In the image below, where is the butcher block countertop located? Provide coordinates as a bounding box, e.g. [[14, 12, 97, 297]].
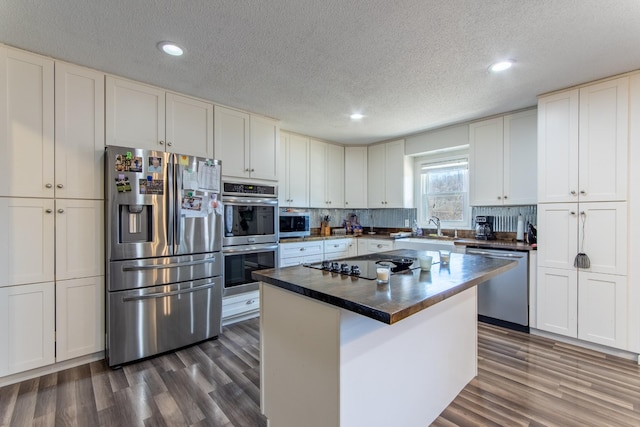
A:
[[252, 249, 515, 324]]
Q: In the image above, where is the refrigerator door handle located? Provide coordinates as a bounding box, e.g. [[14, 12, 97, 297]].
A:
[[122, 282, 217, 301], [167, 154, 175, 248], [122, 257, 218, 271]]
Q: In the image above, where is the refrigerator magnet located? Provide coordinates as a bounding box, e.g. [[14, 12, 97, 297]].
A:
[[148, 156, 163, 174], [179, 155, 189, 166]]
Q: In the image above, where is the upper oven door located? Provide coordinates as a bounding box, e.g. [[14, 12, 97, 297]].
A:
[[223, 196, 278, 246]]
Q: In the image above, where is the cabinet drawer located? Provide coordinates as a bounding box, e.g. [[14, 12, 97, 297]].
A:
[[280, 241, 323, 260], [324, 239, 350, 254], [222, 290, 260, 320], [280, 254, 323, 267]]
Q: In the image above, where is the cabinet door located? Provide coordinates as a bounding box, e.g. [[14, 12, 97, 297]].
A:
[[166, 93, 213, 158], [250, 115, 279, 181], [578, 77, 628, 202], [469, 117, 504, 205], [214, 105, 250, 178], [367, 143, 386, 207], [0, 47, 55, 198], [105, 77, 165, 151], [577, 272, 627, 349], [537, 203, 578, 270], [537, 89, 580, 203], [536, 267, 577, 338], [56, 276, 105, 361], [383, 140, 408, 208], [55, 199, 104, 280], [580, 202, 627, 275], [504, 109, 537, 205], [54, 62, 105, 200], [0, 198, 55, 287], [0, 282, 55, 376], [344, 146, 367, 208], [325, 143, 344, 208], [280, 132, 309, 207], [309, 139, 327, 208]]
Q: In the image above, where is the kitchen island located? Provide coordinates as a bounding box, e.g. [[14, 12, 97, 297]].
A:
[[252, 249, 515, 427]]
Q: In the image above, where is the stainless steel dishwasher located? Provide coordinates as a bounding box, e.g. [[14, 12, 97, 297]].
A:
[[465, 247, 529, 332]]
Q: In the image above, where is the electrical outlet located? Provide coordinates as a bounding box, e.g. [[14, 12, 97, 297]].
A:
[[404, 219, 410, 227]]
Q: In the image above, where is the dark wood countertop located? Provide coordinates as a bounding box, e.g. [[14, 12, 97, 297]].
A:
[[252, 249, 516, 325]]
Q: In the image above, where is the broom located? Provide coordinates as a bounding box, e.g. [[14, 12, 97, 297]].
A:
[[574, 211, 590, 269]]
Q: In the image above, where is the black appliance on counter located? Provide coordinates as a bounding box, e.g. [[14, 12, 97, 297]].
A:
[[474, 215, 495, 240]]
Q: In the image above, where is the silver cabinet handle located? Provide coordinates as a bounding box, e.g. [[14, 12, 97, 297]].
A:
[[57, 209, 64, 213], [299, 248, 305, 251], [167, 141, 172, 146], [580, 190, 586, 195], [377, 244, 383, 248], [570, 211, 576, 215], [246, 299, 256, 305], [56, 184, 63, 188], [251, 168, 255, 172], [45, 183, 53, 188], [159, 140, 164, 145], [45, 209, 53, 213], [504, 195, 508, 199], [497, 196, 501, 200], [571, 190, 577, 195]]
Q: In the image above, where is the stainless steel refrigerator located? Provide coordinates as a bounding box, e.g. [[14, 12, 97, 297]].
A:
[[105, 146, 223, 367]]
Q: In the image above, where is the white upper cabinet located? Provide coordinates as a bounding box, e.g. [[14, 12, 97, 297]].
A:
[[309, 139, 344, 208], [0, 198, 55, 287], [166, 92, 214, 158], [367, 139, 413, 208], [55, 62, 105, 199], [214, 105, 279, 181], [250, 115, 279, 181], [470, 109, 537, 206], [55, 199, 104, 280], [344, 146, 368, 209], [0, 46, 55, 198], [537, 202, 627, 275], [106, 76, 165, 151], [538, 77, 628, 203], [106, 76, 214, 156], [279, 131, 309, 207]]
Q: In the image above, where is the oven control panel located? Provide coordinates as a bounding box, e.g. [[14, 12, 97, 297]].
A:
[[223, 182, 277, 196]]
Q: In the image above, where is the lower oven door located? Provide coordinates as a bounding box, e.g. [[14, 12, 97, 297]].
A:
[[223, 243, 278, 296], [106, 277, 222, 367]]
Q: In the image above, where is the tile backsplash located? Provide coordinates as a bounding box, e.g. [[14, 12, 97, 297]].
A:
[[306, 205, 537, 233], [309, 208, 417, 230], [471, 205, 537, 233]]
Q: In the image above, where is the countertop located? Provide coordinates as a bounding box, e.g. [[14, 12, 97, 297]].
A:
[[252, 249, 516, 324], [279, 233, 536, 251]]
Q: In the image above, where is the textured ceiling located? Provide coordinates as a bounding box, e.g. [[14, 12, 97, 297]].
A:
[[2, 0, 640, 145]]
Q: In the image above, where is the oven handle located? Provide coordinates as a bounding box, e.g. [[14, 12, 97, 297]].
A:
[[122, 282, 217, 301], [222, 196, 279, 206], [122, 257, 217, 271], [223, 243, 279, 255]]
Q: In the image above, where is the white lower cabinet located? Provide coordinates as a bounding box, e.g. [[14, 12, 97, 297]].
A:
[[0, 282, 55, 376], [55, 276, 105, 362], [357, 238, 394, 255], [222, 290, 260, 326], [323, 239, 352, 260], [537, 267, 628, 349], [279, 240, 324, 267]]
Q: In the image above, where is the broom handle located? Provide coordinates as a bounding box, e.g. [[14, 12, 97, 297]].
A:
[[580, 211, 586, 253]]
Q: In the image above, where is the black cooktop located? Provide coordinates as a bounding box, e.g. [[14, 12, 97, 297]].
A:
[[305, 256, 421, 280]]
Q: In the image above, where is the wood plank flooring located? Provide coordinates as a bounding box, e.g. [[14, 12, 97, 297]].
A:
[[1, 319, 640, 426]]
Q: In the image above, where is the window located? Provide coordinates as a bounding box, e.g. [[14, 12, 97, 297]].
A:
[[418, 156, 470, 229]]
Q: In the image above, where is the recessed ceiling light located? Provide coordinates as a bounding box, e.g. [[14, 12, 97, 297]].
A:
[[158, 42, 184, 56], [350, 113, 364, 120], [489, 60, 514, 72]]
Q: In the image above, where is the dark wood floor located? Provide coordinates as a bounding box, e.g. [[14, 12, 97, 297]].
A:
[[2, 319, 640, 426]]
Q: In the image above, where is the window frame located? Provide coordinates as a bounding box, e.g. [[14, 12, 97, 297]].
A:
[[415, 154, 472, 230]]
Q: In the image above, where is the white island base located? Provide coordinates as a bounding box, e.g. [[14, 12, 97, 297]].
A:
[[260, 283, 478, 427]]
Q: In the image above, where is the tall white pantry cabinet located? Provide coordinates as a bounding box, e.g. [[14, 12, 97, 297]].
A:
[[536, 74, 636, 352], [0, 46, 105, 378]]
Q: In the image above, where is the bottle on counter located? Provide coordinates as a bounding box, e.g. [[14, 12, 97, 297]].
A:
[[516, 215, 524, 241]]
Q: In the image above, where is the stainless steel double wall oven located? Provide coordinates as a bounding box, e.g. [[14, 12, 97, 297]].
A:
[[222, 182, 279, 296]]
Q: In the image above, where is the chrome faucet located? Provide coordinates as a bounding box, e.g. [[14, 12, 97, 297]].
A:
[[429, 216, 442, 236]]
